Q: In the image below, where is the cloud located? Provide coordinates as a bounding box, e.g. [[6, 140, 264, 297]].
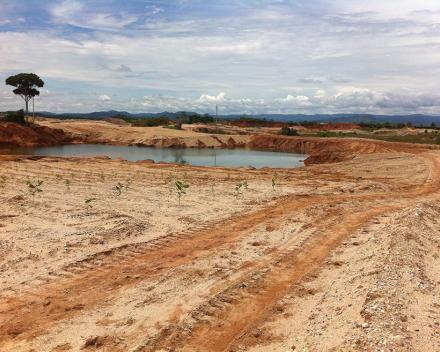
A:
[[98, 95, 111, 101], [0, 18, 25, 25], [51, 1, 84, 21], [147, 6, 163, 15], [298, 78, 322, 84], [328, 76, 352, 83], [50, 1, 139, 30], [100, 64, 133, 73], [196, 92, 229, 103]]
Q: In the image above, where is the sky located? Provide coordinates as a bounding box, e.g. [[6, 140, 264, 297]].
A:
[[2, 0, 440, 116]]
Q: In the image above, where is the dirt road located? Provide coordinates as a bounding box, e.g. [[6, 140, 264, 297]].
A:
[[1, 121, 440, 351]]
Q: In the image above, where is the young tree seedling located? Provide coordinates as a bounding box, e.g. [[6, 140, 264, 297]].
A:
[[85, 197, 98, 211], [115, 182, 124, 196], [175, 179, 189, 206], [210, 177, 216, 195], [126, 177, 132, 190], [0, 175, 7, 187], [26, 179, 43, 201], [243, 180, 249, 189], [65, 179, 71, 191], [272, 172, 278, 192], [234, 182, 243, 198]]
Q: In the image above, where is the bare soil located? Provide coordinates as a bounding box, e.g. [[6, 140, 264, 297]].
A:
[[1, 119, 440, 351]]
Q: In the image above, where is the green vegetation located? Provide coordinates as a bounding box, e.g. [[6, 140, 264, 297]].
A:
[[85, 197, 98, 210], [279, 127, 299, 136], [5, 73, 44, 118], [26, 179, 43, 201], [115, 182, 124, 196], [234, 183, 243, 198], [272, 172, 278, 192], [175, 179, 189, 206], [0, 109, 27, 125]]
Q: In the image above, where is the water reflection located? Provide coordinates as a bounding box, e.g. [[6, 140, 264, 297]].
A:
[[6, 145, 307, 169]]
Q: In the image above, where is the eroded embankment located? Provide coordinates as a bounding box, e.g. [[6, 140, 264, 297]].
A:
[[0, 122, 435, 165], [0, 122, 81, 148]]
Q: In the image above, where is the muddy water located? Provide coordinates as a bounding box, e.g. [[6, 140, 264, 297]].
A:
[[6, 144, 307, 168]]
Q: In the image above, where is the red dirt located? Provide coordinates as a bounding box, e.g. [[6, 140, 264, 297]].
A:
[[306, 123, 359, 131], [230, 121, 290, 128], [1, 119, 440, 351], [0, 122, 81, 148]]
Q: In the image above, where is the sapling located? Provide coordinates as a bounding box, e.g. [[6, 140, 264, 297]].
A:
[[115, 182, 124, 196], [234, 183, 243, 198], [210, 177, 216, 195], [0, 175, 7, 187], [126, 177, 132, 189], [85, 197, 98, 211], [243, 180, 249, 189], [272, 172, 278, 192], [26, 179, 43, 201], [65, 179, 71, 191], [100, 172, 105, 181], [175, 179, 189, 206]]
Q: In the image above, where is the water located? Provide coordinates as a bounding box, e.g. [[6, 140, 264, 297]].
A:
[[6, 144, 307, 169]]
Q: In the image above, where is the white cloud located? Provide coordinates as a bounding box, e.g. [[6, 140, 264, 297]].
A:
[[328, 76, 352, 83], [98, 95, 111, 101], [50, 1, 139, 30], [0, 18, 25, 25]]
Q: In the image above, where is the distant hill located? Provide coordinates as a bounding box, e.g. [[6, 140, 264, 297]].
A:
[[23, 110, 440, 126]]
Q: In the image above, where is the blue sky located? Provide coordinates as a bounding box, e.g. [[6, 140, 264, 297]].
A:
[[2, 0, 440, 115]]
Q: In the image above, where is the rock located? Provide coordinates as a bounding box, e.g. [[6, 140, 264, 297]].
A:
[[393, 335, 404, 345], [362, 323, 369, 328]]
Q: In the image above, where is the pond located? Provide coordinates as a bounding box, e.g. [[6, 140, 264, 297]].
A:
[[5, 144, 308, 169]]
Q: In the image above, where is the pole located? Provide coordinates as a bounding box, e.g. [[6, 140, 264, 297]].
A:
[[215, 104, 218, 129], [33, 97, 35, 120]]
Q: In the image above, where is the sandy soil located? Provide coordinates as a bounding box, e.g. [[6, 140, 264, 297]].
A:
[[1, 120, 440, 351]]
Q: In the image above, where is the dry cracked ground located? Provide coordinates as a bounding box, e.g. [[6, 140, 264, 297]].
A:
[[1, 148, 440, 352]]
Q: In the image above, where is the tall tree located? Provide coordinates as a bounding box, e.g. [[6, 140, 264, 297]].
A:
[[5, 73, 44, 119]]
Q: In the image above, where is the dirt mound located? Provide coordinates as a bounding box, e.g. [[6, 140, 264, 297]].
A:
[[103, 118, 130, 126], [307, 123, 359, 131], [249, 135, 433, 165], [0, 122, 81, 148], [230, 120, 290, 128]]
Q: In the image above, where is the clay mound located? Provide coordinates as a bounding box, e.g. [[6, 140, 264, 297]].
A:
[[249, 135, 432, 165], [307, 123, 359, 131], [0, 122, 81, 148], [230, 120, 290, 128], [103, 118, 130, 126]]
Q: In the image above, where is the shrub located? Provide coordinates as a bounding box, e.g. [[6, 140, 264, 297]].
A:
[[280, 127, 299, 136], [0, 109, 27, 125]]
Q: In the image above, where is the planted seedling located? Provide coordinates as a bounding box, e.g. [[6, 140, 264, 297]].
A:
[[55, 174, 63, 181], [0, 175, 7, 187], [175, 179, 189, 206], [234, 183, 243, 198], [65, 179, 71, 191], [126, 177, 132, 189], [167, 173, 177, 194], [210, 177, 216, 195], [85, 197, 98, 211], [243, 180, 249, 189], [115, 182, 124, 196], [272, 172, 278, 192], [27, 179, 44, 201], [100, 172, 105, 182]]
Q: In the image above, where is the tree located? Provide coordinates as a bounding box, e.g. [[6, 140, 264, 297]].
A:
[[5, 73, 44, 120]]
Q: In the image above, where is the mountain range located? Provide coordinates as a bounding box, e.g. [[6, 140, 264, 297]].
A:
[[33, 110, 440, 126]]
